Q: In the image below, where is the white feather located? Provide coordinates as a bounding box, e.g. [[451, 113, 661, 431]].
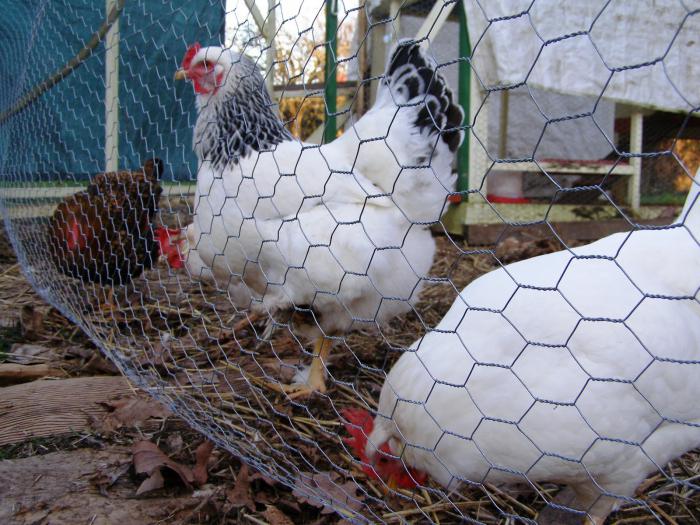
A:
[[369, 169, 700, 520], [184, 42, 462, 335]]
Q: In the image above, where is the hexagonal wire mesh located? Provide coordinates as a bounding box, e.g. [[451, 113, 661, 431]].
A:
[[1, 0, 700, 522]]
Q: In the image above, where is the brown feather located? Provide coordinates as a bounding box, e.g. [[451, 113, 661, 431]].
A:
[[48, 158, 164, 286]]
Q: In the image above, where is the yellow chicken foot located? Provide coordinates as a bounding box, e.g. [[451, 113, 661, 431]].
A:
[[97, 286, 127, 321], [264, 337, 333, 399], [99, 286, 117, 313]]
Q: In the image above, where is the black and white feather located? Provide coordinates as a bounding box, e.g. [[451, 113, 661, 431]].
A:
[[183, 40, 463, 361]]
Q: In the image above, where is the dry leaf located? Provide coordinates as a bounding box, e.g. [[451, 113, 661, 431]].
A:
[[65, 345, 93, 359], [8, 343, 52, 364], [84, 352, 119, 374], [89, 460, 131, 496], [249, 470, 278, 487], [264, 505, 295, 525], [136, 468, 165, 496], [192, 440, 215, 486], [98, 397, 171, 433], [292, 472, 363, 515], [19, 305, 44, 340], [226, 463, 256, 512], [132, 440, 194, 495], [137, 333, 170, 368], [166, 432, 184, 455]]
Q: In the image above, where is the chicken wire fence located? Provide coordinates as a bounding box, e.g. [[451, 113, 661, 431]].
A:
[[1, 0, 700, 523]]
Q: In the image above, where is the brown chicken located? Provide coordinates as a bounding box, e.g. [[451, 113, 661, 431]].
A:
[[48, 158, 182, 309]]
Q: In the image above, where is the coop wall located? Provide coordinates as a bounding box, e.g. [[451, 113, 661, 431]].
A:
[[396, 15, 616, 163]]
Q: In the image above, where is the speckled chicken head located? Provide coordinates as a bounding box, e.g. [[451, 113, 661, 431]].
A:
[[175, 43, 248, 96]]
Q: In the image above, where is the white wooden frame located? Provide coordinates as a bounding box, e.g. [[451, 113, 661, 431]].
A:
[[105, 0, 119, 171]]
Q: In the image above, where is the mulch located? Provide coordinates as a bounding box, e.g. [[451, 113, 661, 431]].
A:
[[0, 224, 698, 524]]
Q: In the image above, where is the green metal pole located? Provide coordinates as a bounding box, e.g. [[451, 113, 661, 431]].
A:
[[457, 1, 471, 194], [324, 0, 338, 144]]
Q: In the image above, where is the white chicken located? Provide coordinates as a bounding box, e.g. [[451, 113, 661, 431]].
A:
[[174, 41, 463, 397], [366, 171, 700, 524]]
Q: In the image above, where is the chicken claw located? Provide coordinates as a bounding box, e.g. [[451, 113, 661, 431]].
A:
[[264, 337, 332, 399]]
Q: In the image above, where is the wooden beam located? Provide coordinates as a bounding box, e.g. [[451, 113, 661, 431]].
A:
[[491, 161, 636, 176], [415, 0, 457, 43], [264, 0, 276, 96], [465, 217, 674, 245], [389, 0, 401, 36], [356, 5, 369, 116], [105, 0, 119, 171], [456, 1, 471, 194], [441, 201, 676, 236], [628, 112, 643, 211], [243, 0, 269, 38], [499, 90, 509, 158], [368, 16, 387, 106], [0, 376, 134, 445], [0, 363, 61, 386]]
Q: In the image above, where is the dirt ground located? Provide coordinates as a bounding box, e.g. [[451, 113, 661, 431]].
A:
[[0, 224, 698, 525]]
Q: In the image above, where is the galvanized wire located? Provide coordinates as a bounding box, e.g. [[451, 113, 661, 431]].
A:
[[1, 1, 699, 523]]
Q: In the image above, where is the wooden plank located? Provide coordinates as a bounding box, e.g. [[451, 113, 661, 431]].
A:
[[0, 376, 133, 446], [390, 0, 401, 36], [0, 364, 61, 386], [446, 201, 675, 227], [0, 183, 194, 199], [243, 0, 268, 39], [273, 80, 359, 96], [415, 0, 456, 42], [368, 18, 387, 106], [105, 0, 120, 171], [465, 218, 674, 245], [495, 161, 635, 176], [0, 447, 204, 525], [2, 185, 195, 219], [468, 73, 488, 202], [265, 0, 277, 97], [628, 112, 644, 211]]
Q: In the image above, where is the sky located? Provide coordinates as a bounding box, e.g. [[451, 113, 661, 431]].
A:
[[225, 0, 359, 61]]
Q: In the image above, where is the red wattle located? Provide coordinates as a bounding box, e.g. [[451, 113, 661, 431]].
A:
[[155, 227, 185, 269], [65, 220, 87, 250], [341, 408, 427, 489]]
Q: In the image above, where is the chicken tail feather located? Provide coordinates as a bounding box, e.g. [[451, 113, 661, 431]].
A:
[[379, 39, 464, 153], [350, 40, 463, 222]]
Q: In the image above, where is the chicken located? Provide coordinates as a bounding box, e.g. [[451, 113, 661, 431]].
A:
[[48, 158, 183, 310], [364, 172, 700, 524], [342, 408, 427, 490], [173, 40, 463, 397]]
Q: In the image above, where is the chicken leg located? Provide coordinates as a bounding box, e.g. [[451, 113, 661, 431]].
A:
[[266, 337, 333, 399], [99, 286, 117, 314], [537, 486, 613, 525]]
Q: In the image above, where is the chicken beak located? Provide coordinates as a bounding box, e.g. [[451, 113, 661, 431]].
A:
[[174, 68, 189, 81]]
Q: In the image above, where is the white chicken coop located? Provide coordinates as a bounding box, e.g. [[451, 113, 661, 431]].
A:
[[367, 0, 700, 239]]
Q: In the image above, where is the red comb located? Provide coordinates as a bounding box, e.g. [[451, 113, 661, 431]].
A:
[[182, 42, 202, 69], [341, 408, 428, 489], [65, 220, 88, 250], [155, 227, 185, 269]]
